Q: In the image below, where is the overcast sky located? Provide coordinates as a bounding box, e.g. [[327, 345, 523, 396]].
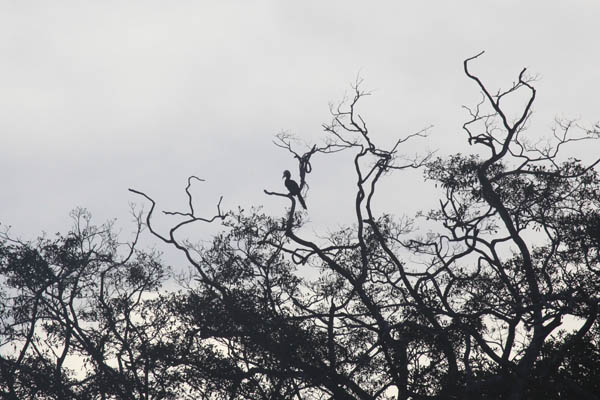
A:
[[2, 1, 599, 244]]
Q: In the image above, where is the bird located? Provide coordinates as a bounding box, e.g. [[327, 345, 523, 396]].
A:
[[282, 170, 307, 209]]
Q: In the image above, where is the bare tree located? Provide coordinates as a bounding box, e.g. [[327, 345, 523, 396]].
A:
[[2, 54, 599, 400], [128, 56, 600, 399], [413, 51, 600, 399]]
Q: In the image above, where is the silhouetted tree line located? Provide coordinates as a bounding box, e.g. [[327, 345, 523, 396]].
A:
[[2, 53, 600, 399]]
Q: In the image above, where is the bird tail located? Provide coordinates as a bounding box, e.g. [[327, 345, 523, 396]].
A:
[[297, 194, 307, 209]]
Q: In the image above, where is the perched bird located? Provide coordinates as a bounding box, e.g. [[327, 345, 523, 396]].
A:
[[282, 170, 307, 209]]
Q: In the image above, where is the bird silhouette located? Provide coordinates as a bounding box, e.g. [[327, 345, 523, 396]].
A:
[[282, 170, 307, 209]]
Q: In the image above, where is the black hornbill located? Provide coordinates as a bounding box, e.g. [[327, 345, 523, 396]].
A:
[[282, 170, 307, 209]]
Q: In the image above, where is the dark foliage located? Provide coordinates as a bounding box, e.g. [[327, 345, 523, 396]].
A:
[[2, 54, 600, 399]]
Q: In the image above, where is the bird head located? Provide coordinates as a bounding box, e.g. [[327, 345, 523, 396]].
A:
[[282, 170, 291, 179]]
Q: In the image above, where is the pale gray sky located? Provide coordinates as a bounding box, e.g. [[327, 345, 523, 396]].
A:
[[1, 1, 599, 240]]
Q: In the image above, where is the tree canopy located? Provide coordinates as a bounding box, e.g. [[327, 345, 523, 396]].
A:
[[2, 54, 600, 400]]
